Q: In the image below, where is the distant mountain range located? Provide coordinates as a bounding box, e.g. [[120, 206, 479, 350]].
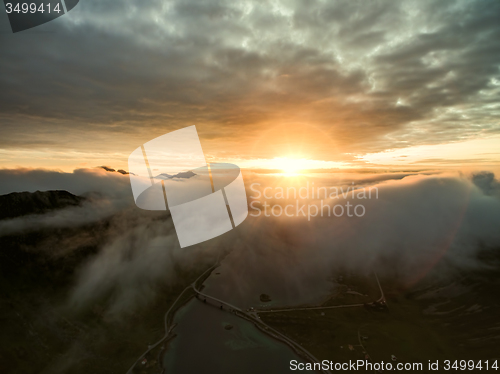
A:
[[98, 165, 196, 179], [154, 171, 196, 180], [0, 190, 85, 220]]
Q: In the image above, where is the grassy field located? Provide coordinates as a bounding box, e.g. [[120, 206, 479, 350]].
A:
[[260, 268, 500, 372], [321, 271, 382, 307], [261, 301, 456, 364]]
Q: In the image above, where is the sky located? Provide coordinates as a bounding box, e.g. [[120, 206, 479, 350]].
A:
[[2, 4, 500, 371], [0, 0, 499, 172]]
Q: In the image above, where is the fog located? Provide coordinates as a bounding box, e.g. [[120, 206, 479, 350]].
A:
[[1, 167, 500, 313]]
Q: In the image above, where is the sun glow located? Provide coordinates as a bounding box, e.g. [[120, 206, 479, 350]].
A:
[[273, 157, 306, 176], [210, 157, 350, 174]]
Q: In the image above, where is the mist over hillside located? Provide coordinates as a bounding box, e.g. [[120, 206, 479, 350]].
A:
[[0, 167, 499, 372], [1, 168, 499, 307]]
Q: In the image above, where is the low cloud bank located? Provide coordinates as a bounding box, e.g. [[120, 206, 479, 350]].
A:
[[210, 171, 500, 304], [1, 168, 500, 312], [0, 167, 132, 199]]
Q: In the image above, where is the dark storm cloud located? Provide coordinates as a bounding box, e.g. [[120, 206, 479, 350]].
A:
[[0, 0, 499, 158]]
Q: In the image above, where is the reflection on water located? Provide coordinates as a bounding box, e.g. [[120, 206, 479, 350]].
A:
[[164, 248, 331, 374], [164, 299, 310, 373]]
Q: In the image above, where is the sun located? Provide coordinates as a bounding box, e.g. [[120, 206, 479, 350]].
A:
[[274, 157, 304, 176]]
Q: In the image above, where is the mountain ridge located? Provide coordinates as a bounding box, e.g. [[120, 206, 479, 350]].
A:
[[0, 190, 84, 221]]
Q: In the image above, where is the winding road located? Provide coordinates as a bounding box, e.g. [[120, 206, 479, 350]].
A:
[[127, 266, 386, 374], [191, 274, 330, 373], [256, 272, 386, 314], [125, 265, 215, 374]]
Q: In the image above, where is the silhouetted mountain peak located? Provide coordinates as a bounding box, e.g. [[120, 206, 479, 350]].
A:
[[154, 173, 174, 180], [154, 171, 196, 180], [0, 190, 85, 220], [173, 171, 196, 179]]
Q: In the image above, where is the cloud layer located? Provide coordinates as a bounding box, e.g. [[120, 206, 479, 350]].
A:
[[1, 168, 499, 312], [1, 0, 499, 165]]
